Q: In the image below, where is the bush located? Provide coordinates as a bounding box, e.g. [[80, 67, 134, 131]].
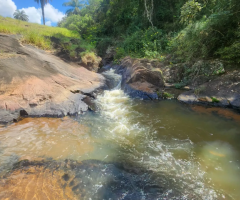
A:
[[216, 41, 240, 63], [115, 27, 169, 59], [169, 1, 240, 62], [58, 14, 96, 40], [96, 37, 113, 57], [115, 47, 127, 60]]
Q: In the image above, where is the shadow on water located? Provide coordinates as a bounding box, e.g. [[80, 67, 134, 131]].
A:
[[0, 156, 201, 200]]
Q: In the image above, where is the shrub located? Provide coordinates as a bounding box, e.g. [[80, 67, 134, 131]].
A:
[[211, 97, 220, 103], [216, 41, 240, 63], [163, 92, 174, 99], [80, 51, 97, 64], [115, 47, 126, 60], [174, 82, 187, 89], [96, 37, 113, 57], [116, 27, 169, 59]]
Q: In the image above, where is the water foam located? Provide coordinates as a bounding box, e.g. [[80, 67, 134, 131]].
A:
[[95, 74, 220, 199]]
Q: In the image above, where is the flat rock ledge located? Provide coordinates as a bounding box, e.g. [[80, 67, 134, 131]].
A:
[[177, 69, 240, 109], [0, 34, 105, 124]]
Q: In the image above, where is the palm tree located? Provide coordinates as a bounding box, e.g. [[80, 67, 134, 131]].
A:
[[63, 0, 86, 16], [34, 0, 51, 25], [13, 10, 29, 21]]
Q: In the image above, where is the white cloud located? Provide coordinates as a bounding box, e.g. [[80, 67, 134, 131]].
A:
[[44, 4, 65, 23], [21, 7, 42, 24], [20, 4, 65, 25], [45, 21, 52, 26], [0, 0, 17, 17]]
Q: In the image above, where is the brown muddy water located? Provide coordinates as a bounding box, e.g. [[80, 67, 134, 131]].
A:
[[0, 71, 240, 200]]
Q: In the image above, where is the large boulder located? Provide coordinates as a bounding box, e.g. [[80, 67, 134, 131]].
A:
[[0, 34, 105, 124], [116, 57, 165, 100]]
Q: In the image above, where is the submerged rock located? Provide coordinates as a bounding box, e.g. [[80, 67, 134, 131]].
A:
[[0, 159, 196, 200], [0, 34, 105, 124]]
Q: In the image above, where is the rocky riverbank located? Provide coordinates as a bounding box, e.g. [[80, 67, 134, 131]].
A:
[[109, 57, 240, 110], [0, 34, 105, 124]]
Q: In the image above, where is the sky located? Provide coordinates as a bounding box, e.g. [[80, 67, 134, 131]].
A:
[[0, 0, 71, 26]]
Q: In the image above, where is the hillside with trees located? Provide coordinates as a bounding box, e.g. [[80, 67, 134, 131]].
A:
[[58, 0, 240, 63]]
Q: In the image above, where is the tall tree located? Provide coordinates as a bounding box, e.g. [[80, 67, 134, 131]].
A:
[[63, 0, 86, 16], [34, 0, 51, 25], [13, 10, 29, 21]]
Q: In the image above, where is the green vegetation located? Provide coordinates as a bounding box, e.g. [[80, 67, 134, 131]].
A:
[[174, 82, 187, 89], [13, 10, 29, 22], [56, 0, 240, 64], [163, 92, 174, 99], [211, 97, 220, 103], [63, 0, 86, 16], [0, 16, 79, 49], [1, 0, 239, 65]]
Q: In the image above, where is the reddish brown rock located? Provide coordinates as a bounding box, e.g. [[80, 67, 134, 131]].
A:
[[116, 57, 164, 99], [0, 34, 105, 124]]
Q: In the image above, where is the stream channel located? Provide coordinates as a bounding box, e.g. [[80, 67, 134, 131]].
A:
[[0, 69, 240, 200]]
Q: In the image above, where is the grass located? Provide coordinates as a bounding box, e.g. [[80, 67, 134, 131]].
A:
[[0, 16, 80, 50], [163, 92, 174, 99]]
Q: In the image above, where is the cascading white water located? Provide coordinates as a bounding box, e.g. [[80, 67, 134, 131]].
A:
[[94, 71, 221, 199]]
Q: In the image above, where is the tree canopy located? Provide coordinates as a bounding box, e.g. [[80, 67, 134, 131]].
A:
[[13, 10, 29, 21], [63, 0, 86, 16], [58, 0, 240, 63]]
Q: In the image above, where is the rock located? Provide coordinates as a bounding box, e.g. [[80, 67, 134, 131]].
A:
[[162, 64, 185, 84], [178, 70, 240, 109], [117, 57, 164, 99], [178, 92, 198, 103], [0, 34, 105, 124], [102, 46, 115, 66], [0, 159, 193, 200]]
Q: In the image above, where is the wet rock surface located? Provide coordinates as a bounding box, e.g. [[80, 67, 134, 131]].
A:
[[0, 159, 195, 200], [115, 57, 165, 100], [0, 34, 105, 124]]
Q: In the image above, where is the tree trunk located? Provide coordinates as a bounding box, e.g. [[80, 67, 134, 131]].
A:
[[41, 1, 45, 25]]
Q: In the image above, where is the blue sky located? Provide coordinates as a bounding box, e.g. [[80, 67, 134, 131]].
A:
[[0, 0, 72, 26], [13, 0, 68, 13]]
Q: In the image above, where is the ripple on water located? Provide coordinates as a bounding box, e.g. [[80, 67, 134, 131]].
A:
[[0, 117, 94, 165], [0, 73, 240, 199]]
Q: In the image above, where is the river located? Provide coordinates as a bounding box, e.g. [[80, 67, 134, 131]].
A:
[[0, 69, 240, 199]]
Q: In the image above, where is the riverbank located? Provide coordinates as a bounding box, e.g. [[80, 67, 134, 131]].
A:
[[1, 31, 240, 125], [0, 34, 105, 124], [108, 56, 240, 110]]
